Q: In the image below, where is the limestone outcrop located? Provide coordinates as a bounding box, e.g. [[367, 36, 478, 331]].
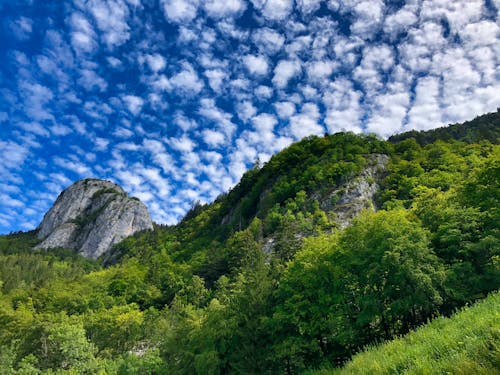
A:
[[35, 178, 153, 259], [316, 153, 389, 228]]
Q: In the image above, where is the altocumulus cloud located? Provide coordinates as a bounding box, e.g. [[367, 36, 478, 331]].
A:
[[0, 0, 499, 232]]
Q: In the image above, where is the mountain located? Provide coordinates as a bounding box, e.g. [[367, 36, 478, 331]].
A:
[[35, 178, 153, 259], [0, 111, 498, 374]]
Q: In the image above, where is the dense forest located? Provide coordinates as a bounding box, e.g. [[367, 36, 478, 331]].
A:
[[0, 111, 499, 374]]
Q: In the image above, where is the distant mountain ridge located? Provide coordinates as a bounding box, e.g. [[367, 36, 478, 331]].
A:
[[388, 109, 500, 145], [35, 178, 153, 259]]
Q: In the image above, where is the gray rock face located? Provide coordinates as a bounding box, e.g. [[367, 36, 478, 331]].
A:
[[316, 153, 389, 228], [35, 178, 153, 259], [264, 154, 389, 256]]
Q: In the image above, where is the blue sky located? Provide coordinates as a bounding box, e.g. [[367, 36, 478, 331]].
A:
[[0, 0, 499, 233]]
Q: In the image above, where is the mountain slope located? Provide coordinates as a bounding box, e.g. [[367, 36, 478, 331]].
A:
[[109, 132, 392, 281], [308, 291, 500, 375]]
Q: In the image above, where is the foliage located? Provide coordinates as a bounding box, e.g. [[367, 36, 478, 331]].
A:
[[307, 291, 500, 375], [388, 109, 500, 145]]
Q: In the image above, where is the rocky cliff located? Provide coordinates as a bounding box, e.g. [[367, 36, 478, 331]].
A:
[[35, 178, 153, 259], [315, 153, 389, 228]]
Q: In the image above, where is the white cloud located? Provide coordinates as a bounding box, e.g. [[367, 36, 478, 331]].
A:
[[204, 0, 246, 18], [254, 0, 294, 20], [116, 142, 140, 151], [354, 44, 394, 92], [19, 81, 54, 122], [433, 49, 481, 96], [301, 85, 319, 100], [202, 129, 226, 147], [53, 156, 92, 176], [366, 92, 410, 137], [236, 101, 257, 122], [9, 16, 33, 41], [421, 0, 483, 34], [252, 27, 285, 55], [36, 55, 67, 86], [406, 76, 443, 131], [17, 122, 50, 137], [217, 20, 249, 40], [236, 113, 287, 162], [107, 56, 122, 68], [49, 172, 71, 186], [285, 35, 312, 58], [349, 0, 385, 39], [323, 78, 363, 134], [204, 69, 226, 92], [139, 167, 171, 198], [331, 35, 364, 69], [178, 26, 198, 43], [252, 113, 277, 133], [398, 22, 447, 74], [243, 54, 269, 76], [255, 85, 273, 99], [467, 47, 496, 85], [69, 12, 97, 54], [229, 138, 257, 179], [113, 126, 134, 138], [287, 102, 324, 139], [50, 124, 72, 136], [199, 98, 236, 138], [306, 60, 336, 82], [87, 0, 131, 49], [296, 0, 322, 15], [274, 101, 296, 119], [123, 95, 144, 115], [460, 20, 500, 48], [0, 194, 24, 208], [143, 139, 177, 175], [116, 168, 144, 189], [94, 137, 110, 151], [168, 63, 204, 95], [0, 141, 30, 169], [78, 69, 108, 92], [168, 134, 196, 153], [273, 60, 302, 89], [384, 5, 419, 39], [173, 112, 198, 132], [161, 0, 200, 23], [145, 53, 166, 72]]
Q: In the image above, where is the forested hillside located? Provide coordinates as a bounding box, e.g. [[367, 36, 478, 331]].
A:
[[0, 111, 499, 374], [309, 292, 500, 374]]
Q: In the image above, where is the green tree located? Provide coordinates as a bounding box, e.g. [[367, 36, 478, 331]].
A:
[[18, 313, 97, 373], [339, 210, 445, 340]]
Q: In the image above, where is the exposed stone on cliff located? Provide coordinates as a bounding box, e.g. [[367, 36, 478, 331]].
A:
[[317, 153, 389, 228], [35, 178, 153, 259]]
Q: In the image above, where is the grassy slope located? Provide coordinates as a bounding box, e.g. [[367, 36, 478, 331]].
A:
[[308, 292, 500, 375]]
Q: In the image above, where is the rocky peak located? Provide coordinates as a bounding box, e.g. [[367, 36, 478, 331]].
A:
[[35, 178, 153, 259]]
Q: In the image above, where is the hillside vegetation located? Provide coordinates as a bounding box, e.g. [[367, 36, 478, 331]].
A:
[[308, 291, 500, 375], [0, 111, 499, 374]]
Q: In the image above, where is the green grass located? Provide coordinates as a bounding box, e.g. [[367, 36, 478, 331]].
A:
[[306, 292, 500, 374]]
